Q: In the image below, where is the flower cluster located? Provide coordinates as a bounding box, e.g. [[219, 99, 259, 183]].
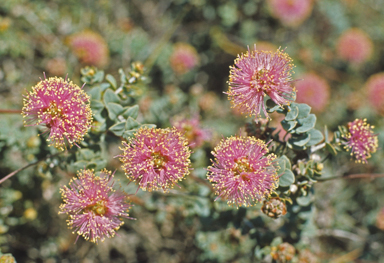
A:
[[337, 28, 373, 65], [365, 72, 384, 115], [171, 115, 211, 149], [119, 127, 191, 192], [267, 0, 314, 27], [22, 76, 93, 150], [59, 169, 133, 243], [295, 73, 330, 113], [207, 136, 278, 207], [169, 42, 199, 75], [343, 119, 378, 163], [227, 45, 296, 120], [67, 30, 109, 68]]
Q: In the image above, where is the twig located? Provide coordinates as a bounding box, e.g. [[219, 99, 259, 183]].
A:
[[0, 109, 21, 114], [144, 4, 192, 72], [0, 152, 63, 185], [317, 173, 384, 182]]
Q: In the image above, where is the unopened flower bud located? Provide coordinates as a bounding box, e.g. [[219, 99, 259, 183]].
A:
[[289, 184, 298, 194], [316, 163, 323, 171], [261, 197, 287, 219]]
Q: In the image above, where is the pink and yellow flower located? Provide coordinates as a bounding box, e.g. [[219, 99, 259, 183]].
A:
[[22, 76, 93, 150], [267, 0, 314, 27], [169, 42, 199, 75], [67, 30, 109, 68], [343, 119, 378, 163], [365, 72, 384, 114], [295, 73, 330, 113], [337, 28, 373, 65], [119, 127, 191, 192], [227, 46, 296, 120], [59, 169, 133, 243], [207, 136, 278, 207]]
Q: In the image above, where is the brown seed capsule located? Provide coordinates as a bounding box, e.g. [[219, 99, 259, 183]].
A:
[[261, 197, 287, 219], [270, 242, 296, 263]]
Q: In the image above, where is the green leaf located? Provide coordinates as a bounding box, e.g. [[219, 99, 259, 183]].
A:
[[106, 74, 117, 90], [289, 133, 310, 147], [72, 160, 88, 171], [285, 105, 299, 121], [280, 155, 291, 170], [125, 117, 141, 130], [276, 158, 286, 175], [88, 86, 102, 100], [279, 169, 295, 187], [86, 162, 97, 170], [306, 129, 324, 146], [77, 149, 95, 160], [93, 70, 105, 83], [326, 142, 338, 156], [122, 105, 139, 119], [297, 195, 312, 206], [99, 83, 111, 92], [270, 237, 283, 246], [296, 114, 316, 133], [306, 168, 314, 177], [140, 123, 157, 129], [119, 68, 127, 84], [122, 129, 137, 139], [298, 161, 305, 175], [106, 102, 124, 120], [90, 100, 105, 114], [109, 121, 125, 136], [103, 89, 120, 105], [295, 103, 312, 119], [281, 120, 297, 131]]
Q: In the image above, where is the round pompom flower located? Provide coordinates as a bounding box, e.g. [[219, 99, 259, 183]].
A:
[[59, 169, 133, 243], [119, 127, 191, 192], [365, 72, 384, 114], [267, 0, 314, 27], [227, 45, 296, 120], [67, 30, 109, 68], [171, 115, 211, 149], [343, 119, 378, 163], [295, 73, 330, 113], [336, 28, 373, 65], [207, 136, 278, 207], [169, 42, 199, 75], [22, 76, 93, 150]]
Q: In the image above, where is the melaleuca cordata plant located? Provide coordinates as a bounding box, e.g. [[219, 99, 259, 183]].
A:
[[1, 44, 379, 253]]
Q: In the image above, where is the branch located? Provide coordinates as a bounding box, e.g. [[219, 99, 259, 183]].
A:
[[318, 173, 384, 182], [0, 152, 63, 185], [0, 109, 21, 114]]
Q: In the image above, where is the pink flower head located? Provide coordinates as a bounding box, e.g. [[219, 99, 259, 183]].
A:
[[207, 136, 278, 207], [119, 127, 191, 192], [267, 0, 314, 27], [22, 76, 93, 150], [365, 72, 384, 114], [295, 73, 330, 113], [171, 115, 211, 148], [59, 169, 133, 243], [169, 42, 199, 75], [67, 30, 109, 68], [343, 119, 378, 163], [337, 28, 373, 65], [227, 45, 296, 120]]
